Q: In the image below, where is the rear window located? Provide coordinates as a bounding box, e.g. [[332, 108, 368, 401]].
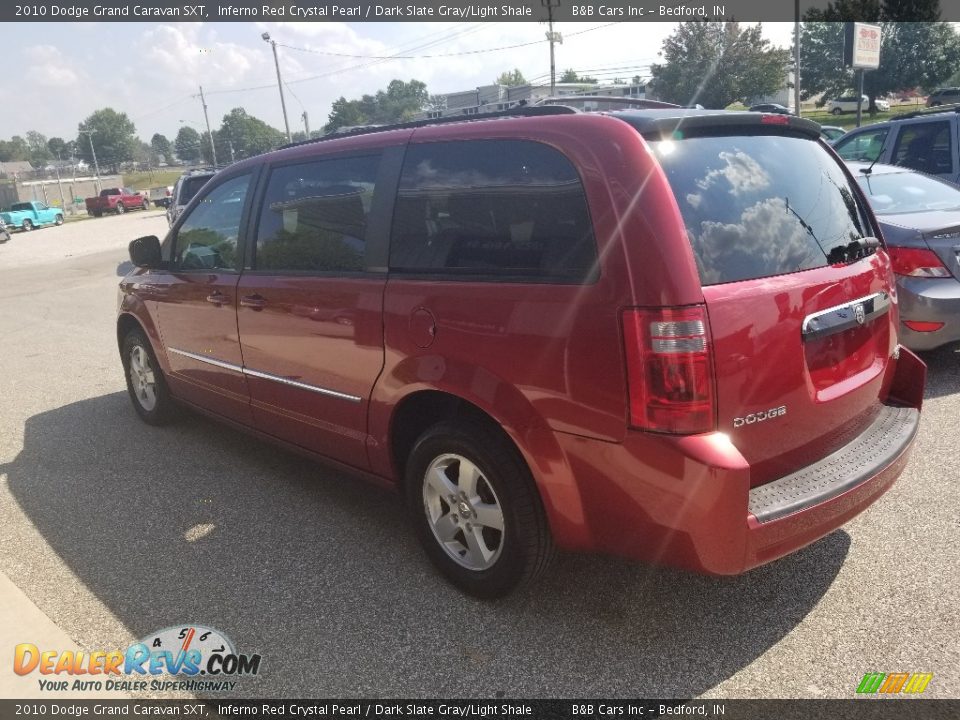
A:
[[180, 176, 213, 205], [650, 133, 869, 285]]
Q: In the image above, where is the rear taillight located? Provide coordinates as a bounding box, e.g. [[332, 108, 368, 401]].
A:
[[904, 320, 945, 333], [621, 306, 715, 434], [887, 247, 950, 277]]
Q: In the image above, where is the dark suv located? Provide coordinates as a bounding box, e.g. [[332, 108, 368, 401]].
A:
[[118, 107, 925, 597]]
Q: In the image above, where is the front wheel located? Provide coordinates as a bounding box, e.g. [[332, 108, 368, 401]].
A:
[[830, 107, 842, 115], [405, 420, 554, 598], [121, 328, 178, 425], [54, 214, 64, 226], [115, 203, 126, 215]]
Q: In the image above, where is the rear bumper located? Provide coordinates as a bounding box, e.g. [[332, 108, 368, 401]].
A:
[[544, 351, 925, 575], [898, 276, 960, 350]]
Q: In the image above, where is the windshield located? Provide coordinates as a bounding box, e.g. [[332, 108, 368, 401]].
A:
[[650, 133, 870, 285], [855, 170, 960, 214], [180, 176, 213, 205]]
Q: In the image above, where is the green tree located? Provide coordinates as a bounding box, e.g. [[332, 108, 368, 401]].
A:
[[77, 108, 137, 170], [798, 9, 960, 111], [175, 126, 202, 163], [649, 22, 790, 108], [325, 79, 429, 133], [26, 131, 52, 166], [496, 69, 528, 86], [150, 133, 173, 162], [47, 137, 69, 160], [218, 108, 285, 160], [559, 69, 598, 83], [0, 136, 30, 163]]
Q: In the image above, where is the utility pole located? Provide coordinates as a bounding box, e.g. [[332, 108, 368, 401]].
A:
[[54, 152, 67, 215], [794, 0, 801, 117], [79, 130, 101, 194], [302, 110, 310, 137], [262, 32, 292, 143], [542, 0, 562, 96], [198, 85, 217, 168]]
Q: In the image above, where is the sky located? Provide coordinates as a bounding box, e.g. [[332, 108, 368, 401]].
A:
[[3, 21, 798, 143]]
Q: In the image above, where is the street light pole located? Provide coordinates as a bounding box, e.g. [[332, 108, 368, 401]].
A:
[[542, 0, 562, 96], [79, 130, 101, 194], [198, 85, 218, 168], [794, 0, 801, 116], [262, 32, 292, 143]]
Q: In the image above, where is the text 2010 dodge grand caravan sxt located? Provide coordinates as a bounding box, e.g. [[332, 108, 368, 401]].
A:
[[118, 107, 926, 597]]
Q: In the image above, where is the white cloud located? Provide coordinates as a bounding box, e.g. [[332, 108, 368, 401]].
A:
[[24, 45, 82, 88]]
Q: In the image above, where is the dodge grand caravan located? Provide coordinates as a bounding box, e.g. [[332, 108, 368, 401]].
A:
[[118, 107, 925, 597]]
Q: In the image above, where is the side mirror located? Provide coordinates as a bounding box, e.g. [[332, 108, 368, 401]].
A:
[[129, 235, 163, 269]]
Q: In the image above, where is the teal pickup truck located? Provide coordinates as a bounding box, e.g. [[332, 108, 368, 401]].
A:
[[0, 201, 64, 231]]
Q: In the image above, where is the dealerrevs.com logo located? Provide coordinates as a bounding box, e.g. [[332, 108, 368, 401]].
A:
[[14, 625, 262, 693]]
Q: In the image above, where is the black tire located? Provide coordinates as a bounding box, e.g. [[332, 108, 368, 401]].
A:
[[120, 327, 178, 426], [116, 203, 126, 215], [54, 214, 64, 226], [830, 107, 842, 115], [405, 419, 554, 598], [22, 219, 33, 231]]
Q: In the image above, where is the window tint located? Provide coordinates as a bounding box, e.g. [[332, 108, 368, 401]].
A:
[[174, 174, 250, 271], [390, 140, 597, 281], [891, 121, 953, 175], [651, 133, 869, 285], [180, 175, 214, 205], [834, 127, 890, 162], [255, 154, 379, 272]]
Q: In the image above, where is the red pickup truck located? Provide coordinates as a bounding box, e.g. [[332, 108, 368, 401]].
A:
[[85, 188, 149, 217]]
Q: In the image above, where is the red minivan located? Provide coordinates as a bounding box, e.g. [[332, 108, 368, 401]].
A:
[[118, 107, 925, 597]]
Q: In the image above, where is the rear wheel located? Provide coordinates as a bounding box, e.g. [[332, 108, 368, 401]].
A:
[[121, 328, 178, 425], [21, 219, 33, 231], [116, 203, 126, 215], [54, 214, 64, 226], [405, 419, 554, 598]]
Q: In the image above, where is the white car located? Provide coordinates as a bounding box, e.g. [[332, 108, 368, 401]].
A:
[[828, 95, 890, 114]]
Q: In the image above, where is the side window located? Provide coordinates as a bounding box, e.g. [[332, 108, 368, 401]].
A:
[[174, 174, 251, 271], [834, 127, 890, 162], [891, 121, 953, 175], [255, 154, 380, 273], [390, 140, 597, 281]]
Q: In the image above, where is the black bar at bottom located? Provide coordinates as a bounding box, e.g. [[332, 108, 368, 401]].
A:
[[0, 699, 956, 720]]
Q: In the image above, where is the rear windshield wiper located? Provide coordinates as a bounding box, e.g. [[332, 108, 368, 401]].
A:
[[826, 236, 881, 264]]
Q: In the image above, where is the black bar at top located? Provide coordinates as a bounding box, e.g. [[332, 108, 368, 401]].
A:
[[3, 0, 955, 24]]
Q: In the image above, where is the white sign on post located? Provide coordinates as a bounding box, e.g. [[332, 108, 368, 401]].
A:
[[851, 22, 881, 69]]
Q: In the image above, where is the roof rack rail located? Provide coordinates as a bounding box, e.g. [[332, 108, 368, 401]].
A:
[[892, 103, 960, 120], [534, 96, 681, 110], [279, 103, 579, 150]]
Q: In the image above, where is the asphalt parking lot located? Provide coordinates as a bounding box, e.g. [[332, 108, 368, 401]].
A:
[[0, 212, 958, 700]]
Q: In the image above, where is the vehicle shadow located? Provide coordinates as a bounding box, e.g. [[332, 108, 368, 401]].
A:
[[918, 342, 960, 400], [4, 393, 850, 698]]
